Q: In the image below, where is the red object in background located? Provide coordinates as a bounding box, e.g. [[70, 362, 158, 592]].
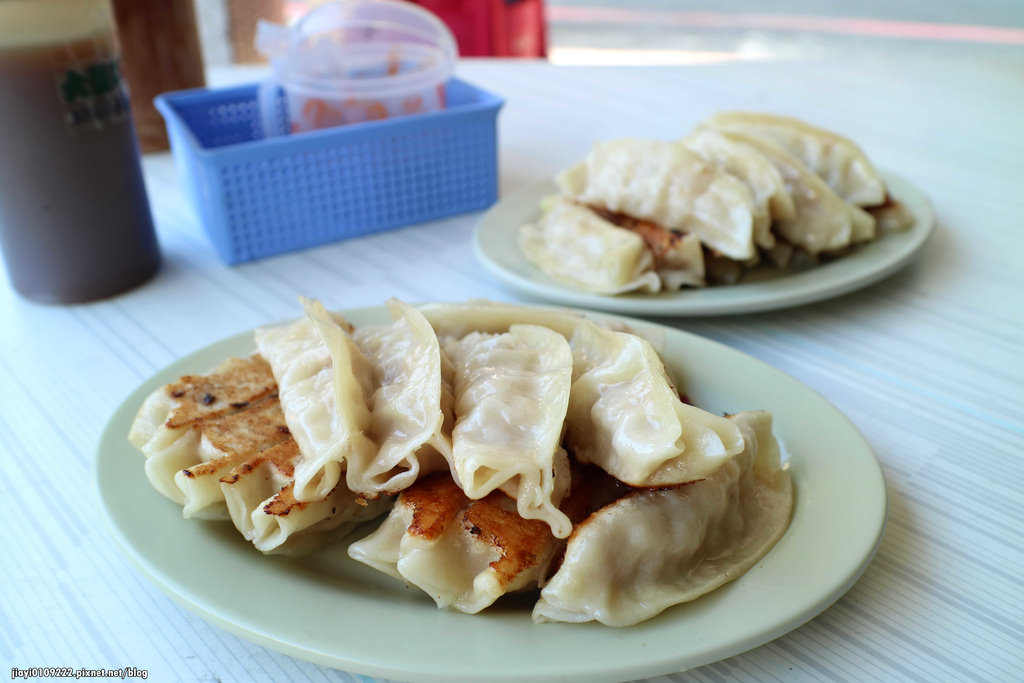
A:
[[409, 0, 547, 57]]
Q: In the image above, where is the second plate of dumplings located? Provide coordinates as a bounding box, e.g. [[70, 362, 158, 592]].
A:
[[476, 112, 935, 316]]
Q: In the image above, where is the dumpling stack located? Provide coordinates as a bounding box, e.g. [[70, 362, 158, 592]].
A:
[[130, 298, 793, 626], [127, 352, 391, 555], [519, 111, 915, 294]]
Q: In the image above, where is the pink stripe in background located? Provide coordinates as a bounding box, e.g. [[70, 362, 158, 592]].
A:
[[546, 7, 1024, 46]]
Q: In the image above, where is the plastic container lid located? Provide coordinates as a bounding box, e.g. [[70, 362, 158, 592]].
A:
[[257, 0, 457, 101]]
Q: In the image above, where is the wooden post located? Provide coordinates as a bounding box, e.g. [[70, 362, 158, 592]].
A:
[[228, 0, 286, 64], [111, 0, 207, 153]]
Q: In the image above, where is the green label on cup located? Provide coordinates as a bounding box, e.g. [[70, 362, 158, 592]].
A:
[[56, 57, 130, 132]]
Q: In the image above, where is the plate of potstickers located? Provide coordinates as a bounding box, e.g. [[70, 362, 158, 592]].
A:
[[475, 111, 935, 316], [97, 299, 886, 683]]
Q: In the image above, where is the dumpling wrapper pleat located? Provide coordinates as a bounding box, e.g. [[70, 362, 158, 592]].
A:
[[351, 298, 454, 494], [446, 324, 574, 538], [257, 297, 454, 501], [255, 298, 377, 503]]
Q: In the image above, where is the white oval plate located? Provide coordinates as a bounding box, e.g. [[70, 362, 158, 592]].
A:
[[96, 306, 886, 683], [474, 172, 934, 316]]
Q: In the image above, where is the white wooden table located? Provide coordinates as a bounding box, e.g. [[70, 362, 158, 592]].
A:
[[3, 56, 1022, 682]]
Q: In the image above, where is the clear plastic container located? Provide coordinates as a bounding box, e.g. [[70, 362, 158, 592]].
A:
[[257, 0, 457, 136]]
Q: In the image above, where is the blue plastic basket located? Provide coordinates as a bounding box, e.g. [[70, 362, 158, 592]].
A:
[[155, 79, 503, 264]]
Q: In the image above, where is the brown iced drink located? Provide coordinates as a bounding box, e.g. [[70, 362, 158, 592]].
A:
[[0, 0, 160, 304]]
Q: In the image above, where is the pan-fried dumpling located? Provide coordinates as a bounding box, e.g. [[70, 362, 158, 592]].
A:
[[128, 354, 279, 514], [682, 127, 798, 248], [446, 324, 574, 538], [350, 298, 454, 494], [705, 111, 886, 207], [518, 195, 662, 294], [556, 138, 757, 260], [255, 298, 377, 502], [257, 298, 454, 502], [533, 410, 793, 626], [348, 473, 560, 613], [565, 319, 744, 486], [220, 439, 391, 555], [719, 131, 876, 253]]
